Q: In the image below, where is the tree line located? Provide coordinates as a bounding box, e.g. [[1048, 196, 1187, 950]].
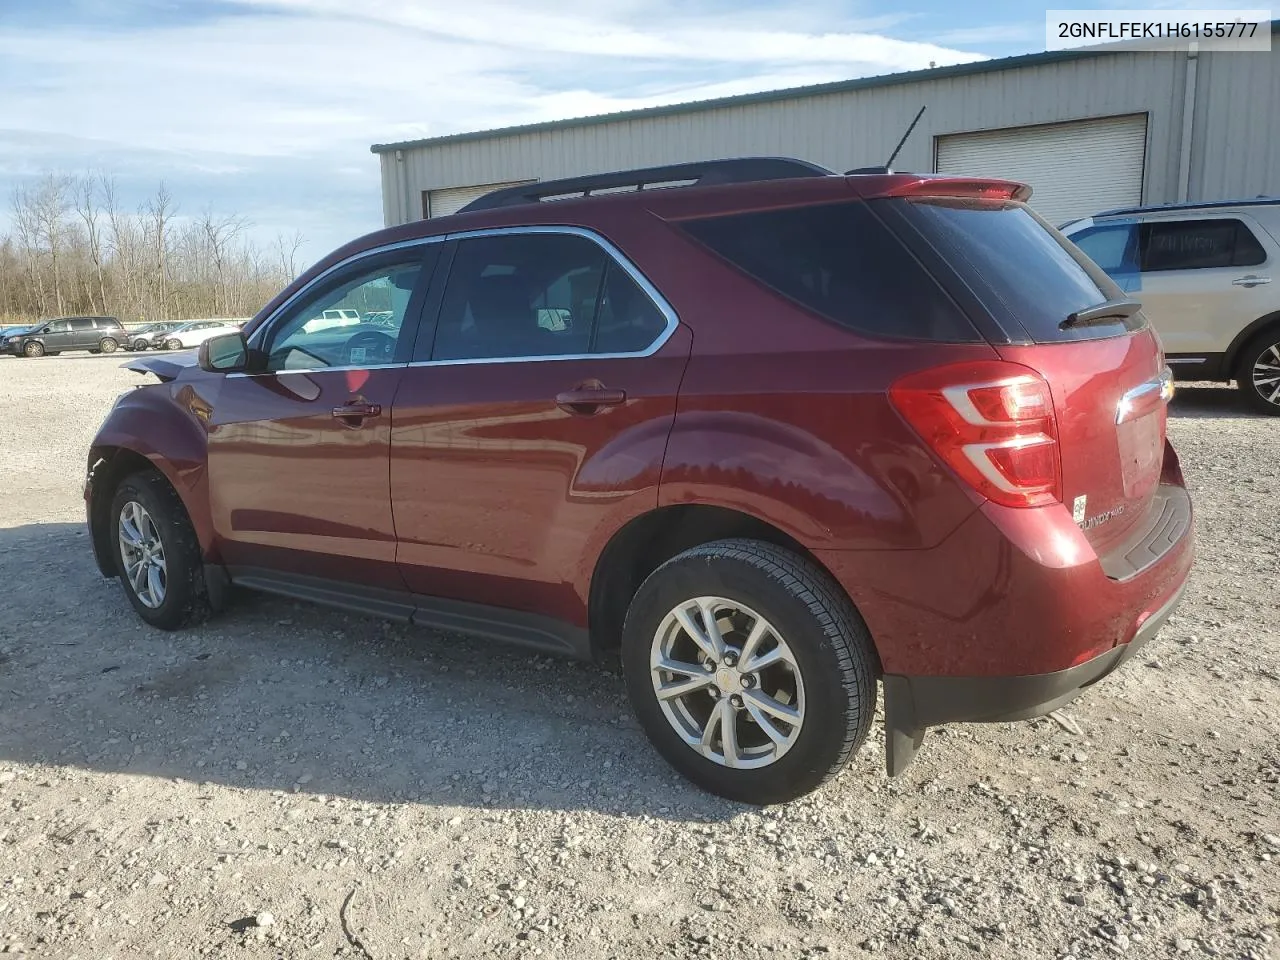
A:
[[0, 173, 307, 326]]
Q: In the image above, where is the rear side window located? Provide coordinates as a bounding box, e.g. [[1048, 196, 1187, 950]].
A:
[[430, 232, 668, 361], [1139, 219, 1267, 271], [677, 201, 979, 341], [69, 318, 95, 332], [902, 198, 1139, 343]]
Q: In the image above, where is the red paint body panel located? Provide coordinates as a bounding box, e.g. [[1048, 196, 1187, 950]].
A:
[[817, 445, 1194, 677], [390, 326, 692, 626], [205, 368, 407, 589], [997, 331, 1166, 555], [90, 374, 218, 556]]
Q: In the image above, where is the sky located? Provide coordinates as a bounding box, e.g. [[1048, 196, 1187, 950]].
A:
[[0, 0, 1259, 263]]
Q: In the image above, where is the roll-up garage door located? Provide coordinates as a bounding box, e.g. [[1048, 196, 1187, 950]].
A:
[[936, 114, 1147, 226], [424, 180, 537, 218]]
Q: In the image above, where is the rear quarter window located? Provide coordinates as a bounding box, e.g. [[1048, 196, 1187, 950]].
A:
[[676, 200, 980, 342], [900, 198, 1143, 343]]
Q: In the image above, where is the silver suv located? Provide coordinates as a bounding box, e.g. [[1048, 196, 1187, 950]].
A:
[[1062, 199, 1280, 414]]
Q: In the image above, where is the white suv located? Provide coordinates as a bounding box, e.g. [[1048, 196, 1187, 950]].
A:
[[1062, 200, 1280, 414]]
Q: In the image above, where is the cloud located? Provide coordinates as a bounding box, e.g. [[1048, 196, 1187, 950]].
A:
[[0, 0, 991, 260]]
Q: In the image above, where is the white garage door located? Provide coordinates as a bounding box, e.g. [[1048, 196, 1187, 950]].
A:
[[425, 180, 537, 218], [936, 115, 1147, 226]]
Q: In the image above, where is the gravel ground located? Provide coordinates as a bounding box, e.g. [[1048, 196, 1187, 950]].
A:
[[0, 355, 1276, 960]]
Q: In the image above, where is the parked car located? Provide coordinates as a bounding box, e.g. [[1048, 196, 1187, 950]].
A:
[[1061, 198, 1280, 414], [302, 307, 362, 333], [150, 320, 243, 351], [0, 325, 33, 352], [5, 316, 125, 357], [85, 158, 1193, 803], [124, 322, 183, 351]]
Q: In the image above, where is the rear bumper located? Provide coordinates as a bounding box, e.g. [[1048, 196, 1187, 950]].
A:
[[880, 578, 1186, 774]]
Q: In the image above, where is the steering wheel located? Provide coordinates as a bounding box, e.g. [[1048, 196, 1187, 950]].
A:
[[345, 330, 397, 367]]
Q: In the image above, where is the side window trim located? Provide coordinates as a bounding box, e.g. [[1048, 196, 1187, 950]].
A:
[[245, 226, 678, 370], [241, 244, 439, 377], [410, 225, 679, 366]]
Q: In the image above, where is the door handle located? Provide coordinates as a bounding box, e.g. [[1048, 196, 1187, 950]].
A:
[[1233, 275, 1272, 287], [332, 401, 382, 422], [555, 385, 626, 415]]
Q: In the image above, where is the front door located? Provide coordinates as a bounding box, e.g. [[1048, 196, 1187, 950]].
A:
[[390, 229, 687, 624], [206, 246, 438, 588]]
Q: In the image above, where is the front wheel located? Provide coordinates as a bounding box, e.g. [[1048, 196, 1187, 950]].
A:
[[22, 341, 44, 358], [1237, 330, 1280, 415], [621, 539, 877, 804], [164, 338, 182, 351], [109, 471, 212, 630]]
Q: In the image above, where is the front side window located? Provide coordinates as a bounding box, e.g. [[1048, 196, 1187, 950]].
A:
[[1070, 223, 1138, 273], [1139, 218, 1268, 271], [264, 256, 426, 372], [429, 232, 668, 362]]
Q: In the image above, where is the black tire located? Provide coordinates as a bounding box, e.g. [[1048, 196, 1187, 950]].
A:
[[164, 338, 182, 351], [109, 470, 212, 630], [22, 341, 44, 358], [99, 337, 118, 354], [621, 539, 877, 804], [1236, 328, 1280, 416]]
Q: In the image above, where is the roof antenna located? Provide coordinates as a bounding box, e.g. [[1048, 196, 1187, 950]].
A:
[[846, 104, 927, 175]]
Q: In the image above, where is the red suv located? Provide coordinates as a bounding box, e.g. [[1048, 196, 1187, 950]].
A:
[[85, 159, 1194, 804]]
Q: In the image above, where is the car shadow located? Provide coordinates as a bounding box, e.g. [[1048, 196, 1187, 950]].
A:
[[1167, 383, 1265, 420], [0, 522, 743, 823]]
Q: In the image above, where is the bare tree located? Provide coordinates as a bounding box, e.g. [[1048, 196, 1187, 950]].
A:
[[74, 174, 109, 313], [275, 229, 307, 283], [30, 175, 73, 316], [143, 183, 176, 319], [2, 169, 301, 326]]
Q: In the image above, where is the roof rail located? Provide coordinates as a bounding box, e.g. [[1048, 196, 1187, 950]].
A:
[[456, 157, 834, 213], [1097, 197, 1280, 217]]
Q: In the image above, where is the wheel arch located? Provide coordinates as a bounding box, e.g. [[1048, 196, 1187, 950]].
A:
[[587, 503, 864, 655], [1224, 310, 1280, 377]]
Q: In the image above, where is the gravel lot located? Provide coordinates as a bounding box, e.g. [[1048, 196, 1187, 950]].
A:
[[0, 355, 1276, 960]]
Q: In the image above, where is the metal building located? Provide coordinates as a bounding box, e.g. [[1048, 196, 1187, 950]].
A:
[[372, 25, 1279, 228]]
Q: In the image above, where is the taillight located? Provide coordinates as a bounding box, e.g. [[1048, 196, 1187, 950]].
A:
[[890, 361, 1062, 508]]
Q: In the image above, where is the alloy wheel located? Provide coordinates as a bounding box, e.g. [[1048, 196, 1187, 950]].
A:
[[1251, 342, 1280, 407], [118, 501, 167, 608], [649, 596, 805, 769]]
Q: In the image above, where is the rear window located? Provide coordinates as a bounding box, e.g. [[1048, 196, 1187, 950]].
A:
[[902, 198, 1144, 343], [677, 201, 980, 342]]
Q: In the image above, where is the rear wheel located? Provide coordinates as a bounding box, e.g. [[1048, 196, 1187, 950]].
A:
[[22, 341, 44, 358], [621, 539, 877, 804], [1237, 329, 1280, 415], [99, 337, 118, 354], [109, 471, 211, 630], [165, 338, 182, 351]]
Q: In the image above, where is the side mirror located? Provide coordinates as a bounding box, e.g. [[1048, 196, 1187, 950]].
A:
[[39, 327, 52, 334], [198, 332, 248, 373]]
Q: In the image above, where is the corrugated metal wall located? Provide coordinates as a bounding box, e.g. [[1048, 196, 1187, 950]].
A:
[[379, 47, 1278, 227]]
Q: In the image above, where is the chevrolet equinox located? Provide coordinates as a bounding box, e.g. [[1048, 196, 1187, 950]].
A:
[[86, 158, 1195, 804]]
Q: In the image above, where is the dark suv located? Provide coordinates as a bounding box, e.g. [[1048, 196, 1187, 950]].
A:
[[8, 316, 125, 357], [85, 159, 1194, 803]]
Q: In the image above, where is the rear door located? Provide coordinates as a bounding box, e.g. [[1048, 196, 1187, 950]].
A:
[[68, 318, 97, 350], [890, 197, 1169, 556], [390, 227, 687, 621]]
